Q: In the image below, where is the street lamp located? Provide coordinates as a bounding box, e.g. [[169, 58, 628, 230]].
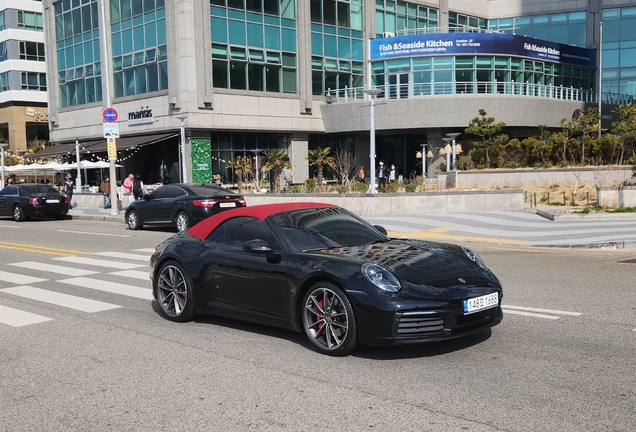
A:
[[362, 88, 383, 194], [176, 116, 187, 183], [419, 143, 428, 177], [446, 132, 461, 171], [0, 143, 7, 188], [442, 138, 452, 172]]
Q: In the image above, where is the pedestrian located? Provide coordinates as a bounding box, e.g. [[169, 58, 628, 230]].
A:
[[64, 174, 74, 208], [132, 174, 145, 200], [213, 171, 222, 186], [389, 164, 397, 182], [284, 166, 293, 191], [100, 176, 111, 209], [6, 175, 14, 185], [123, 173, 135, 206], [377, 160, 387, 193], [358, 166, 365, 182], [409, 169, 417, 183]]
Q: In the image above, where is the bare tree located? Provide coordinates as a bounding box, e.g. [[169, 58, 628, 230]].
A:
[[332, 149, 356, 192]]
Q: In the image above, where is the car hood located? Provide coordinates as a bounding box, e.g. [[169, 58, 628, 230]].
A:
[[310, 239, 500, 291]]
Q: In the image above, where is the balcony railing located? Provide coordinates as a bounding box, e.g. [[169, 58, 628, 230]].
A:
[[324, 81, 634, 105]]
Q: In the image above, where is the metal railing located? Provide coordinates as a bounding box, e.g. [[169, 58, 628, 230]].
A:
[[325, 81, 634, 105], [395, 26, 497, 36]]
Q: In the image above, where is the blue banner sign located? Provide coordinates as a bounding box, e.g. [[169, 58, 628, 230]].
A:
[[370, 33, 596, 68]]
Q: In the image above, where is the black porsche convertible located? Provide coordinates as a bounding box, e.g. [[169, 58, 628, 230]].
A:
[[150, 202, 503, 356]]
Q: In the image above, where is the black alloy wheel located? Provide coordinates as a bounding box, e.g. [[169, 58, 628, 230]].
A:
[[302, 282, 357, 356], [127, 210, 142, 230], [155, 260, 195, 322]]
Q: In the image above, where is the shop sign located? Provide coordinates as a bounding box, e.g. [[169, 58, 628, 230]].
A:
[[26, 108, 48, 122], [128, 107, 154, 125]]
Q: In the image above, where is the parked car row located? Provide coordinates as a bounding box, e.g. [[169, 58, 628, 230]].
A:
[[0, 183, 69, 221]]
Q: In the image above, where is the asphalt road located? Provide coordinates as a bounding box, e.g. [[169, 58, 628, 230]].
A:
[[0, 217, 634, 431]]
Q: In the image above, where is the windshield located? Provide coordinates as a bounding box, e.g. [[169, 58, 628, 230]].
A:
[[270, 207, 387, 252]]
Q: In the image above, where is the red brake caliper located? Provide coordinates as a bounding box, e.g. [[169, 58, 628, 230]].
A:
[[316, 299, 325, 333]]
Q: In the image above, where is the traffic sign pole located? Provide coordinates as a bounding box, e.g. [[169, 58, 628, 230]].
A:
[[102, 107, 119, 215]]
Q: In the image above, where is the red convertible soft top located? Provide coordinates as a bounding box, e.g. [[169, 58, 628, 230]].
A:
[[187, 202, 336, 240]]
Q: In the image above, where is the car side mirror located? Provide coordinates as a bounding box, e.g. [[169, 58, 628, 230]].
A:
[[242, 239, 272, 254], [373, 225, 388, 236]]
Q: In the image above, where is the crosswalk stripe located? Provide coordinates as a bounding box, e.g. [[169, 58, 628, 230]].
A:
[[53, 256, 145, 270], [503, 309, 560, 320], [109, 270, 150, 280], [133, 248, 156, 253], [58, 277, 153, 300], [1, 286, 121, 313], [0, 304, 52, 327], [502, 305, 582, 316], [0, 271, 47, 285], [8, 261, 98, 277], [92, 252, 152, 261]]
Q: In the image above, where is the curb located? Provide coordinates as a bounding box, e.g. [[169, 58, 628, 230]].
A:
[[536, 209, 636, 221]]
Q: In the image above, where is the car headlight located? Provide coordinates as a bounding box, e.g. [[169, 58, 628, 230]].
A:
[[461, 246, 487, 269], [361, 263, 401, 293]]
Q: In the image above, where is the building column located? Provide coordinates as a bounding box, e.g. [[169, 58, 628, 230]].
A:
[[8, 120, 27, 153], [287, 134, 309, 184], [297, 1, 313, 114]]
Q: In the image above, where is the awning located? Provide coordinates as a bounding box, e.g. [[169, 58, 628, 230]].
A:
[[33, 131, 180, 157]]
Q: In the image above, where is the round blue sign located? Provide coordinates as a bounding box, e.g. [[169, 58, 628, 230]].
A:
[[102, 107, 118, 123]]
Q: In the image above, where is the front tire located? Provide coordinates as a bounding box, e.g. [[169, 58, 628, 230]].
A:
[[154, 260, 195, 322], [302, 282, 357, 356], [127, 210, 142, 230], [175, 212, 189, 232], [13, 205, 25, 222]]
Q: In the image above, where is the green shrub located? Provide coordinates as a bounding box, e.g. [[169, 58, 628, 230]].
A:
[[305, 178, 316, 193], [386, 180, 401, 193], [291, 184, 301, 193], [336, 184, 348, 194], [405, 183, 417, 192], [352, 181, 369, 193]]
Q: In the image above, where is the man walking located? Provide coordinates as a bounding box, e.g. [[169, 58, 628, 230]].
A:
[[100, 176, 111, 209], [377, 160, 387, 193]]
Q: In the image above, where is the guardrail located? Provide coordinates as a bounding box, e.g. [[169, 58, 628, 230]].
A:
[[325, 82, 633, 105]]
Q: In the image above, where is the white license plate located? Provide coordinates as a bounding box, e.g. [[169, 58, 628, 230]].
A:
[[219, 202, 235, 208], [463, 293, 499, 315], [45, 199, 59, 203]]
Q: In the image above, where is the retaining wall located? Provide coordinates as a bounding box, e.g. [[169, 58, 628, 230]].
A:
[[597, 186, 636, 209]]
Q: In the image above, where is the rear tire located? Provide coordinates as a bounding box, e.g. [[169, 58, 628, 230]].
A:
[[127, 210, 142, 230], [301, 282, 357, 356], [55, 215, 67, 220], [154, 260, 195, 322], [175, 212, 189, 232], [13, 205, 25, 222]]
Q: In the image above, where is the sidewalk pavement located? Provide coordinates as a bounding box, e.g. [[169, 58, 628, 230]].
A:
[[68, 205, 125, 221]]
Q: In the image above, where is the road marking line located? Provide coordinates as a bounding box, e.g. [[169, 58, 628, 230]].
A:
[[1, 286, 121, 313], [53, 256, 145, 270], [0, 304, 52, 327], [502, 309, 560, 320], [0, 271, 47, 285], [502, 305, 582, 316], [109, 270, 150, 281], [388, 228, 527, 245], [0, 225, 20, 229], [8, 261, 98, 277], [0, 241, 90, 256], [133, 248, 156, 253], [59, 277, 153, 300], [56, 230, 130, 238], [93, 252, 151, 261]]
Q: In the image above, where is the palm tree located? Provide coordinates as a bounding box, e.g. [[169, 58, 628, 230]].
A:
[[262, 149, 291, 193], [227, 155, 251, 193], [307, 146, 335, 190]]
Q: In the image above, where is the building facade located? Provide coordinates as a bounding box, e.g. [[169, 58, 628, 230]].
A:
[[40, 0, 636, 186], [0, 0, 49, 153]]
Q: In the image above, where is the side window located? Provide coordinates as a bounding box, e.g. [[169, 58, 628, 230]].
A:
[[164, 187, 186, 198], [207, 217, 280, 249], [0, 186, 18, 196], [149, 187, 166, 199]]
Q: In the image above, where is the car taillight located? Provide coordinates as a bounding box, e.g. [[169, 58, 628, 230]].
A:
[[238, 198, 246, 207], [193, 199, 217, 207], [64, 197, 70, 204], [29, 198, 38, 205]]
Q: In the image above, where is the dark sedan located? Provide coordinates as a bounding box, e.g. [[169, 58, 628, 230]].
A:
[[125, 183, 245, 231], [0, 183, 69, 222], [150, 202, 503, 356]]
